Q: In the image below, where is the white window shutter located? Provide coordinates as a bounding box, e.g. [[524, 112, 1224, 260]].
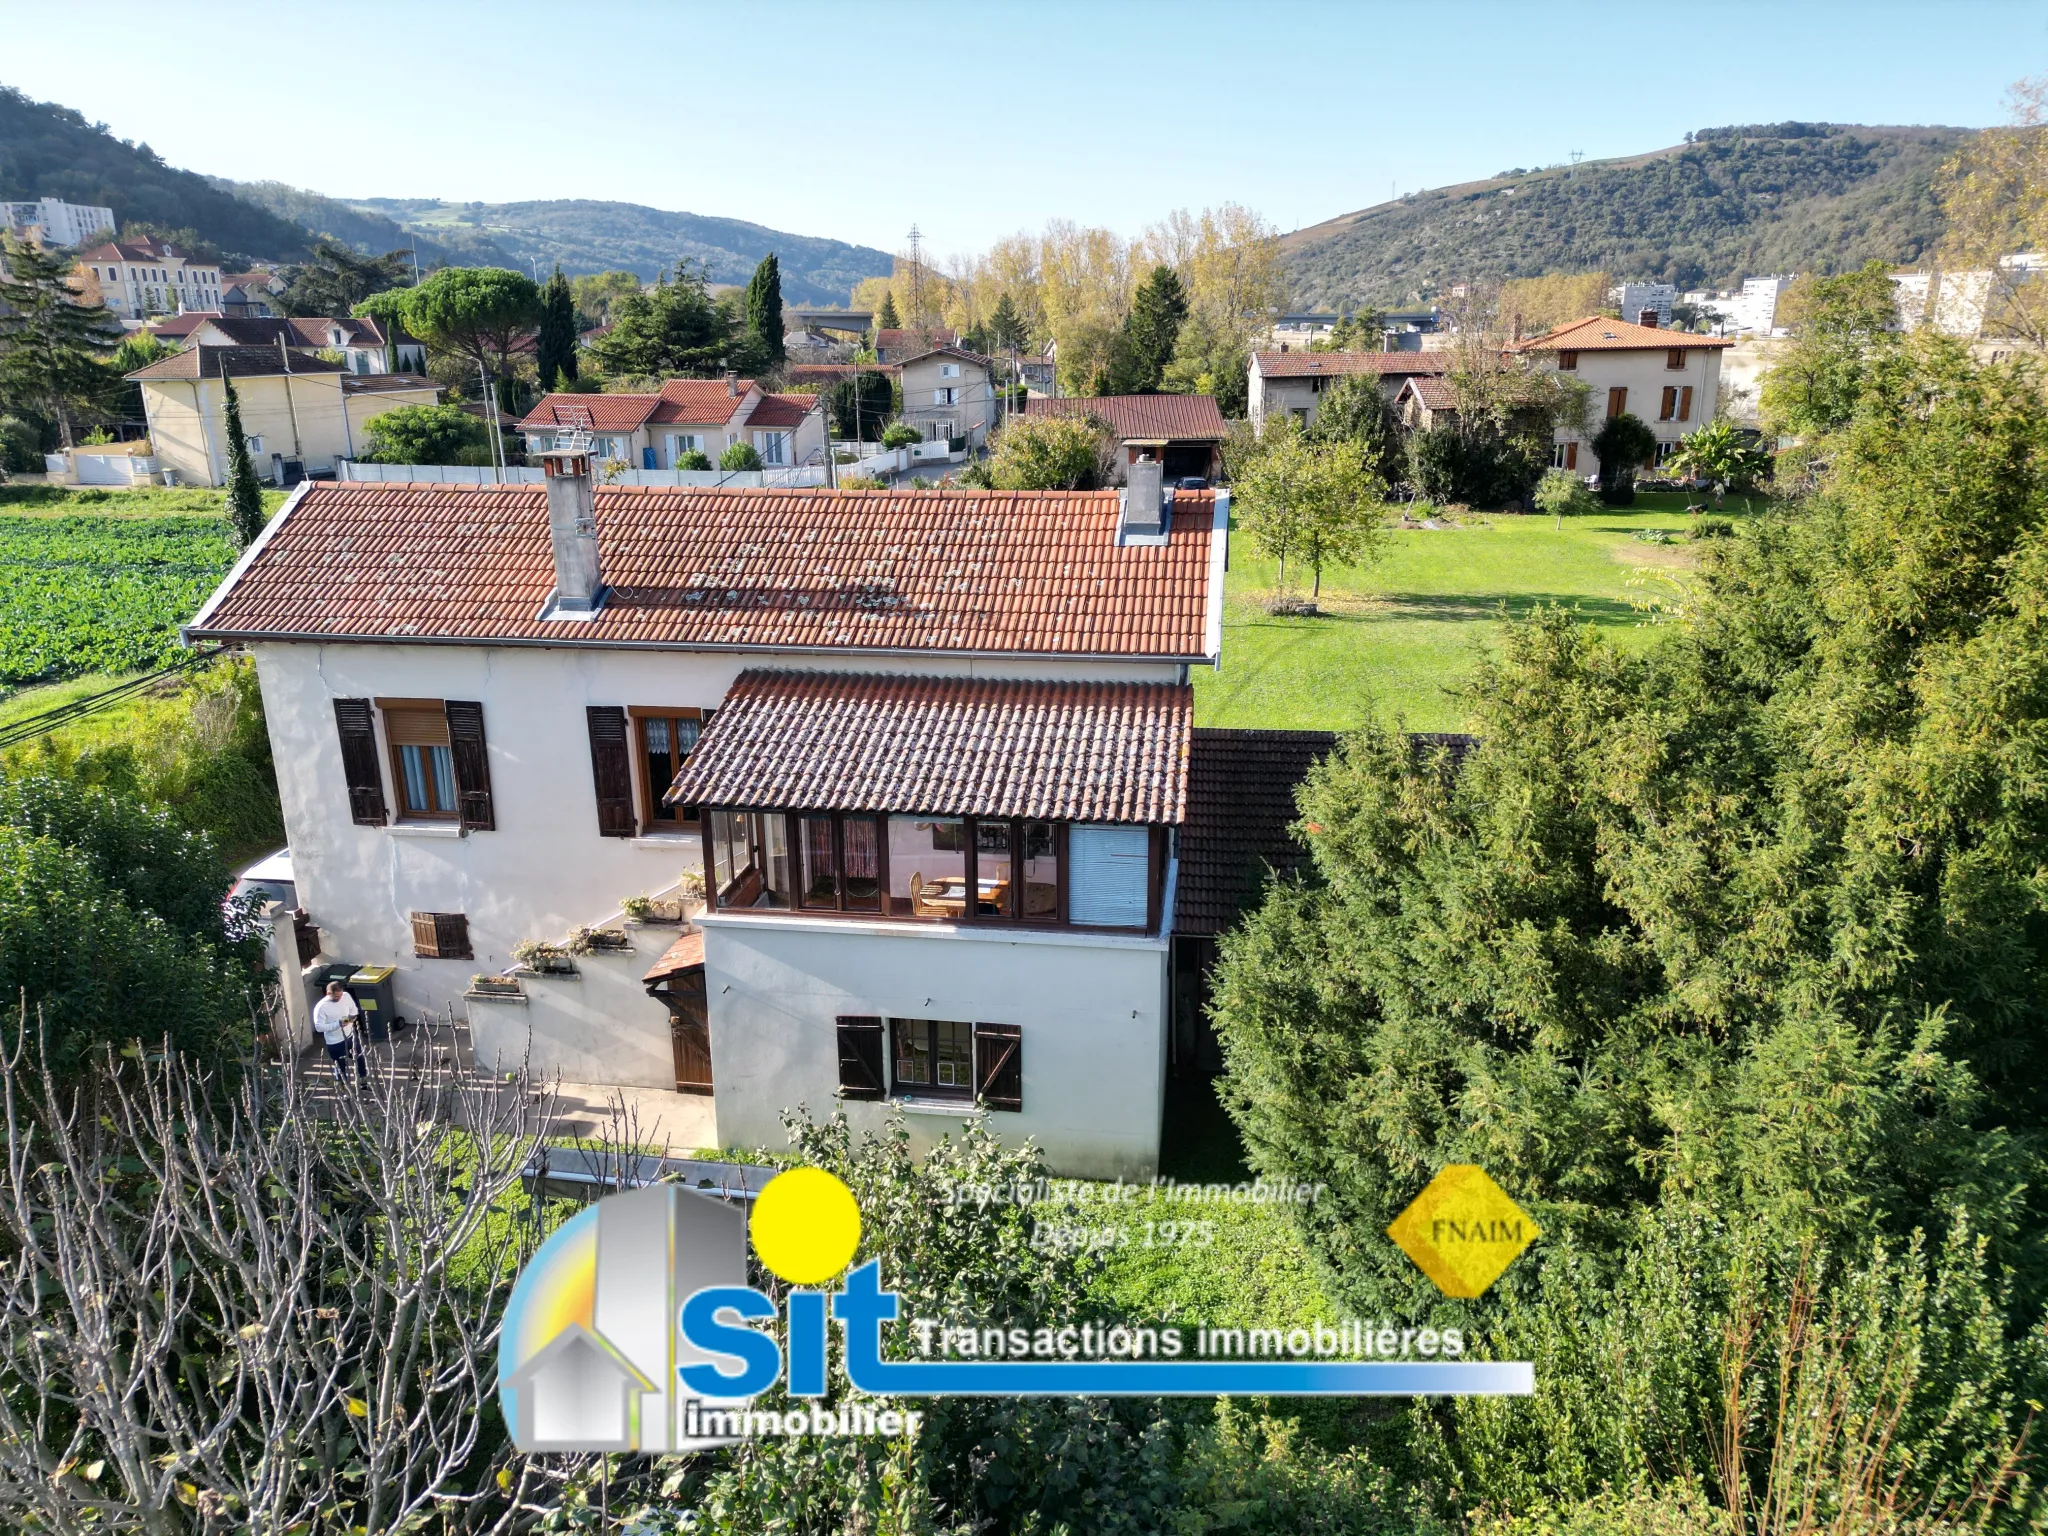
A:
[[1067, 825, 1149, 926]]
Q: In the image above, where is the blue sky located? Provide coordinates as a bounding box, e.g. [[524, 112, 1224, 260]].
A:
[[3, 0, 2042, 261]]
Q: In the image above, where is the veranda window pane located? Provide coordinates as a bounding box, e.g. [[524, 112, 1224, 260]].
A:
[[1022, 822, 1057, 919], [976, 820, 1013, 918], [888, 817, 965, 918], [755, 814, 792, 908], [842, 817, 881, 911], [709, 810, 738, 905], [800, 814, 837, 908]]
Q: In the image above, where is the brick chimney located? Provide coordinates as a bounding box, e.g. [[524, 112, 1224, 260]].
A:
[[537, 443, 604, 619], [1638, 309, 1660, 328]]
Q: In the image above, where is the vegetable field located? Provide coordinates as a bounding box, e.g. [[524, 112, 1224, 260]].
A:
[[0, 515, 238, 687]]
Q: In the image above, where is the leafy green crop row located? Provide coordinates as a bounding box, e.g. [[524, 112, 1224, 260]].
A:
[[0, 515, 237, 686]]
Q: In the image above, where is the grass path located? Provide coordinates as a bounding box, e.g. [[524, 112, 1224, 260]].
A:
[[1194, 492, 1746, 732]]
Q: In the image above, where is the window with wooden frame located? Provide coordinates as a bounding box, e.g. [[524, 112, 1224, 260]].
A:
[[409, 911, 472, 960], [380, 701, 459, 820], [891, 1017, 974, 1099], [1666, 348, 1686, 370], [1556, 349, 1579, 371], [629, 707, 709, 833]]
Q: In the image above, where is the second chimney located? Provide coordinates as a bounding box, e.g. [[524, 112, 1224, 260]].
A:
[[724, 370, 738, 397], [538, 445, 604, 618]]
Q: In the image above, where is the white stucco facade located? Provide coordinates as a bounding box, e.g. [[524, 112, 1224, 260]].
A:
[[248, 635, 1183, 1174], [1529, 344, 1725, 475]]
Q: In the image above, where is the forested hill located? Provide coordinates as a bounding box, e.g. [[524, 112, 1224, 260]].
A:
[[1283, 123, 1972, 308], [344, 197, 893, 304], [0, 85, 312, 262], [209, 180, 517, 272]]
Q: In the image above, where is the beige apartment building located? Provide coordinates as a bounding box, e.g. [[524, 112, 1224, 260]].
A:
[[130, 345, 438, 486], [79, 238, 223, 321]]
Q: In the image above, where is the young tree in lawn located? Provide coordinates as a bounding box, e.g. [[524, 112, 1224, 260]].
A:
[[400, 265, 541, 408], [0, 234, 119, 450], [1590, 410, 1658, 505], [534, 264, 578, 392], [1237, 419, 1387, 603], [1534, 465, 1599, 528], [742, 252, 785, 372], [221, 374, 266, 547]]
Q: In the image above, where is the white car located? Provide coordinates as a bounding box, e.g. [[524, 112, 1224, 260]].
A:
[[229, 847, 297, 914]]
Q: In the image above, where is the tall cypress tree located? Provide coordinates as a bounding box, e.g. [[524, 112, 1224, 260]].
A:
[[221, 374, 266, 547], [535, 265, 578, 392], [0, 233, 119, 449], [743, 253, 785, 371]]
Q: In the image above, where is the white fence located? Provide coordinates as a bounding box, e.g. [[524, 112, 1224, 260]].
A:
[[335, 461, 831, 489]]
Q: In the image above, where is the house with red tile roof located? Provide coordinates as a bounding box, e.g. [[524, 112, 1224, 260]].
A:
[[185, 455, 1233, 1176], [79, 238, 223, 322], [1248, 350, 1450, 435], [1509, 316, 1733, 475], [1021, 393, 1229, 484], [517, 376, 827, 471], [896, 345, 998, 451]]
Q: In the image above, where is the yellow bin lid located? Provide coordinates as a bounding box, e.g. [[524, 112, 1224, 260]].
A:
[[350, 965, 396, 984]]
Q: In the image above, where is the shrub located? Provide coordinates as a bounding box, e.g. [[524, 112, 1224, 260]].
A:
[[1591, 411, 1658, 504], [0, 416, 41, 473], [359, 403, 488, 466], [1407, 421, 1546, 508], [985, 413, 1117, 490], [1533, 467, 1599, 526], [718, 441, 763, 471], [673, 449, 712, 470], [880, 422, 921, 450]]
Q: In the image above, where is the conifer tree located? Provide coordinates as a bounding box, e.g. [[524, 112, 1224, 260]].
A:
[[221, 375, 266, 547], [876, 290, 901, 330], [0, 233, 119, 449], [989, 291, 1026, 353], [743, 253, 784, 371], [534, 265, 578, 392], [1102, 264, 1189, 394]]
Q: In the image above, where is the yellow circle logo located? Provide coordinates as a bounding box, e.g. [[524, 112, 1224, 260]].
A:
[[749, 1167, 862, 1284]]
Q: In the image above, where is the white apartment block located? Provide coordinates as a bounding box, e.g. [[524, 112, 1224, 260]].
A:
[[79, 238, 223, 320], [1, 197, 115, 248], [1614, 282, 1676, 327]]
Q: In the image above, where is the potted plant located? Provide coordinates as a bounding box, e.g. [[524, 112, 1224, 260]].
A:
[[621, 894, 683, 924], [511, 939, 577, 975], [567, 925, 633, 953], [468, 973, 524, 998]]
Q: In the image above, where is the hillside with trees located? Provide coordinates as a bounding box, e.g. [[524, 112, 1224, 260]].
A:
[[208, 178, 515, 271], [0, 86, 310, 263], [1284, 122, 1971, 307], [329, 196, 891, 305]]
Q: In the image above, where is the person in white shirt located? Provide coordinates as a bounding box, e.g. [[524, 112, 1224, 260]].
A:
[[313, 980, 366, 1084]]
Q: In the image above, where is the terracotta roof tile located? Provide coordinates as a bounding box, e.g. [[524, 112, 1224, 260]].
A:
[[651, 377, 757, 425], [739, 392, 816, 429], [643, 930, 704, 983], [1020, 393, 1229, 441], [1174, 729, 1334, 934], [667, 671, 1190, 824], [518, 380, 762, 433], [1511, 315, 1733, 352], [127, 345, 348, 381], [1254, 351, 1451, 379], [1402, 375, 1460, 410], [876, 326, 955, 356], [189, 483, 1218, 659]]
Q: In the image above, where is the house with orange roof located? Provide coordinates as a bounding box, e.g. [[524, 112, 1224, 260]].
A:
[[1509, 315, 1733, 474], [517, 376, 827, 472], [183, 456, 1236, 1176], [1248, 350, 1452, 436]]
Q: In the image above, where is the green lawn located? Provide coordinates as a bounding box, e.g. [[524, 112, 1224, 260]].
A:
[[0, 483, 286, 517], [1195, 491, 1750, 732]]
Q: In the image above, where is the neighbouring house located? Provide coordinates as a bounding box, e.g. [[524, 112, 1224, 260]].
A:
[[895, 346, 997, 448], [128, 345, 439, 486], [1020, 393, 1229, 483], [1248, 350, 1450, 434], [1392, 374, 1461, 431], [1509, 315, 1733, 474], [220, 271, 286, 318], [182, 457, 1232, 1177], [1012, 353, 1055, 396], [180, 315, 425, 374], [1, 196, 114, 248], [873, 326, 956, 364], [517, 377, 828, 470], [79, 239, 223, 321], [783, 362, 901, 396]]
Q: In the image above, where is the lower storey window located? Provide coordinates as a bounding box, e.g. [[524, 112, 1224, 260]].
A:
[[892, 1017, 973, 1098]]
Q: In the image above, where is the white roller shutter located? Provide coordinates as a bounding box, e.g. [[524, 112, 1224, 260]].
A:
[[1067, 825, 1149, 927]]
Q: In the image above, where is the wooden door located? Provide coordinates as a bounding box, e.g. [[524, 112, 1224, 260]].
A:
[[667, 972, 712, 1094]]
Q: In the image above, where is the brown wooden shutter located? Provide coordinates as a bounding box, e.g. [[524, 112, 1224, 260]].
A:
[[410, 911, 472, 960], [445, 701, 494, 831], [1607, 386, 1627, 418], [1679, 385, 1694, 422], [333, 698, 387, 826], [586, 706, 636, 837], [975, 1022, 1022, 1111], [1659, 386, 1677, 421], [1564, 441, 1579, 470], [836, 1016, 885, 1100]]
